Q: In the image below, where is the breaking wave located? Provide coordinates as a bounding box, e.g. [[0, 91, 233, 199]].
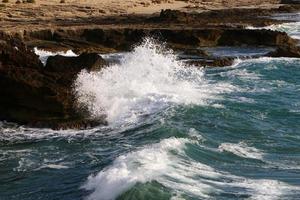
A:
[[74, 38, 236, 125], [218, 142, 264, 160], [83, 137, 299, 200]]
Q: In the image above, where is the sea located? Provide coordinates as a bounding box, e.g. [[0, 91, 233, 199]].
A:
[[0, 14, 300, 200]]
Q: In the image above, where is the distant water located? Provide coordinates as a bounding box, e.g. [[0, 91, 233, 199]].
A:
[[1, 24, 300, 199], [249, 12, 300, 41], [200, 46, 275, 58], [264, 22, 300, 40], [270, 12, 300, 22]]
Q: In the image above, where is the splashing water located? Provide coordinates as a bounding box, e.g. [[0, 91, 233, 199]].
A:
[[74, 38, 235, 125]]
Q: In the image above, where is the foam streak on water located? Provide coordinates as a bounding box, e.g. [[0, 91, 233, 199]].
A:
[[218, 142, 264, 160], [74, 38, 235, 125]]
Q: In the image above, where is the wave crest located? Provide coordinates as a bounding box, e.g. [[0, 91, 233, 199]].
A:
[[74, 38, 235, 125]]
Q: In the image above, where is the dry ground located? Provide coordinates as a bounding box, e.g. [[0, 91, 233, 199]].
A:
[[0, 0, 280, 31]]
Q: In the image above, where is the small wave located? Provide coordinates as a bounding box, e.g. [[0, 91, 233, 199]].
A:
[[187, 128, 205, 141], [13, 157, 70, 172], [218, 142, 300, 170], [220, 68, 261, 80], [237, 179, 297, 200], [37, 164, 69, 170], [212, 103, 225, 108], [242, 56, 300, 63], [218, 142, 264, 160], [0, 149, 33, 162]]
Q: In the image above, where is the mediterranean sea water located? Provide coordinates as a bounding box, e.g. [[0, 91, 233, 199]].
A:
[[1, 20, 300, 200]]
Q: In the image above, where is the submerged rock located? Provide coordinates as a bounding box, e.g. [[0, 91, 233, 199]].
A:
[[0, 35, 107, 129], [182, 49, 209, 57], [266, 46, 300, 58], [185, 57, 235, 68]]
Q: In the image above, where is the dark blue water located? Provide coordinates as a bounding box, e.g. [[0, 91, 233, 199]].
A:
[[1, 26, 300, 200]]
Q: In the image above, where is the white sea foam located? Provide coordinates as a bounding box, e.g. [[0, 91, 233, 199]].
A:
[[218, 142, 264, 160], [13, 156, 70, 172], [0, 121, 107, 143], [0, 149, 33, 162], [34, 47, 77, 65], [82, 137, 191, 200], [14, 157, 37, 172], [188, 128, 205, 141], [236, 96, 255, 103], [220, 68, 261, 80], [83, 137, 300, 200], [290, 109, 300, 113], [37, 164, 69, 170], [212, 103, 225, 108], [74, 38, 236, 125], [242, 56, 300, 64], [239, 179, 297, 200], [219, 57, 300, 94]]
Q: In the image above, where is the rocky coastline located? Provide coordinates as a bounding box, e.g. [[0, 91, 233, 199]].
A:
[[1, 2, 300, 129]]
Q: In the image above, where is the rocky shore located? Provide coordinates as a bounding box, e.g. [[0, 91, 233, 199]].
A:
[[0, 35, 108, 129], [1, 1, 300, 129]]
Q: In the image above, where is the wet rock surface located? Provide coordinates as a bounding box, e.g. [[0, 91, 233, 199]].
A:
[[20, 27, 298, 52], [266, 46, 300, 57], [45, 53, 106, 73], [184, 57, 235, 68], [0, 35, 107, 129]]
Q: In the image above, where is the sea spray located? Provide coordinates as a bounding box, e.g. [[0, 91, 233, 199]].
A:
[[74, 38, 236, 125]]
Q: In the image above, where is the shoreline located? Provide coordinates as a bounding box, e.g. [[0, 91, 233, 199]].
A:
[[1, 1, 300, 129], [2, 5, 300, 53]]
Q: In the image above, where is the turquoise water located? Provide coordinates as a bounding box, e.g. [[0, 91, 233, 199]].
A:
[[1, 28, 300, 200]]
